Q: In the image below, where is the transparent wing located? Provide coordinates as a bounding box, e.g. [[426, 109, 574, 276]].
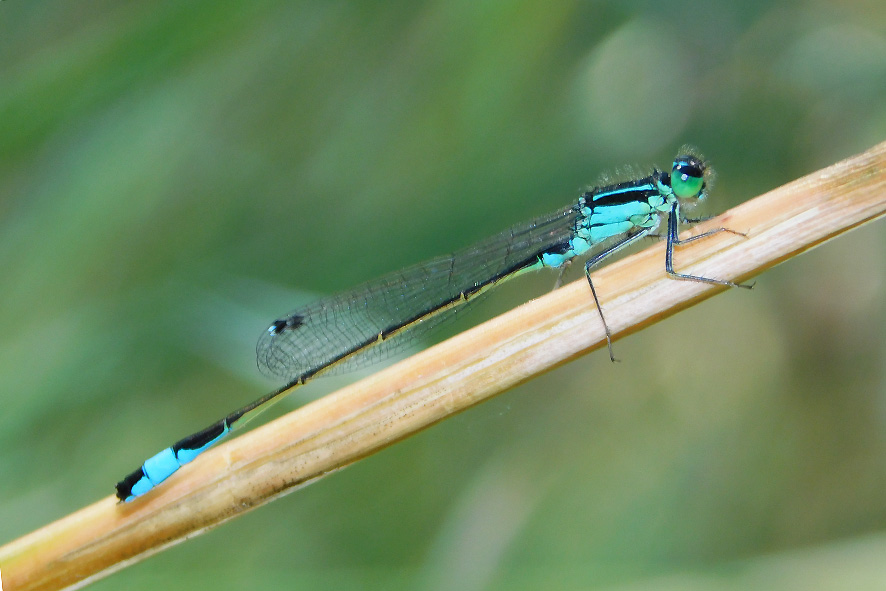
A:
[[256, 205, 581, 382]]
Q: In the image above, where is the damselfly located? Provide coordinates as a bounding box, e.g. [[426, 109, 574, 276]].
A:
[[116, 148, 749, 501]]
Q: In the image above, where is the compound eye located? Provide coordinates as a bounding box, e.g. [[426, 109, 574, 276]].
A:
[[671, 155, 706, 199]]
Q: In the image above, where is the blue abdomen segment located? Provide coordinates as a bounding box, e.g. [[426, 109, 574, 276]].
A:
[[115, 419, 232, 502]]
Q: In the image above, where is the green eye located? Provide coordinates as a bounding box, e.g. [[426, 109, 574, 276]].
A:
[[671, 155, 705, 199]]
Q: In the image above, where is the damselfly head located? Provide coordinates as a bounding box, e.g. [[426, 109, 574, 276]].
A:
[[670, 154, 707, 199]]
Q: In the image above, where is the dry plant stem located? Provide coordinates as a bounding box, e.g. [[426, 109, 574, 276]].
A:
[[2, 141, 886, 591]]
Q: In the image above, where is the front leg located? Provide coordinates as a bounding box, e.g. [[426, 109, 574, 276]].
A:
[[673, 226, 747, 246], [666, 202, 753, 288]]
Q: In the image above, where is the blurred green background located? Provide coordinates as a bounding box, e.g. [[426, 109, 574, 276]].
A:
[[2, 1, 886, 589]]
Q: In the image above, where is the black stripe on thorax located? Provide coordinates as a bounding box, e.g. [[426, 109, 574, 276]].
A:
[[584, 172, 661, 207]]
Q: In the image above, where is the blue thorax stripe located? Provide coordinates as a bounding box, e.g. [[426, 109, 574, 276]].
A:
[[592, 183, 654, 201]]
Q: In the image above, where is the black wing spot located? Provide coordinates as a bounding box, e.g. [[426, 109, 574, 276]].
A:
[[270, 315, 304, 335]]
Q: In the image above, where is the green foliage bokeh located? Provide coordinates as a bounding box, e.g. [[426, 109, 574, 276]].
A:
[[2, 1, 886, 589]]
